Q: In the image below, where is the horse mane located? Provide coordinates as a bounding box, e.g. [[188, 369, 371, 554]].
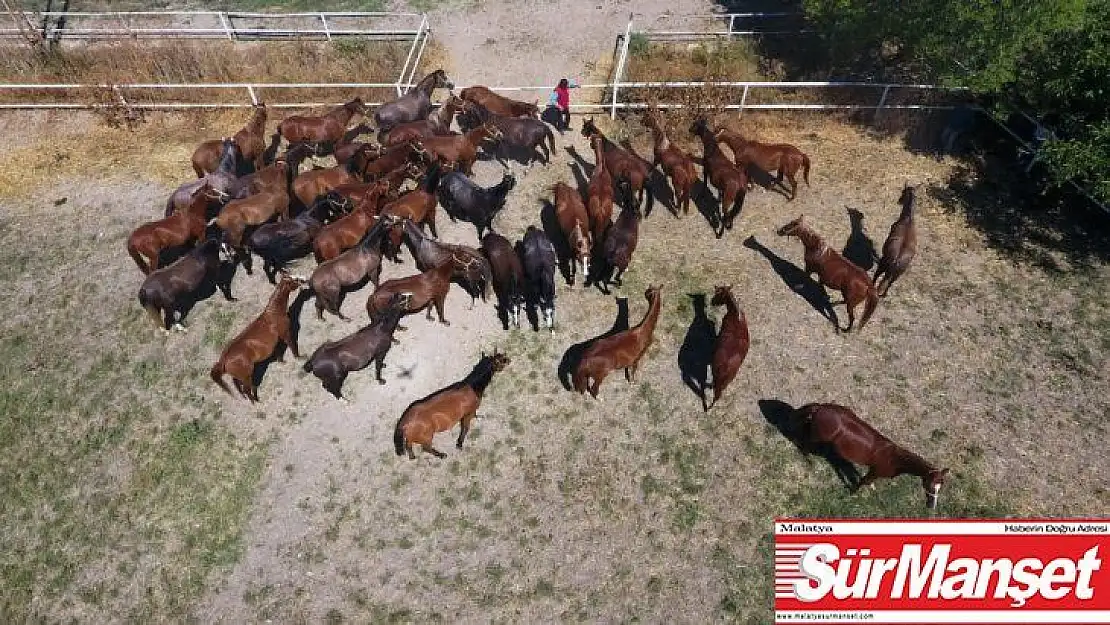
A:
[[459, 355, 498, 396], [892, 444, 936, 477]]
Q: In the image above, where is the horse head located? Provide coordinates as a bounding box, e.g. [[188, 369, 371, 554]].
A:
[[689, 117, 710, 137], [899, 183, 916, 208], [710, 285, 733, 307], [924, 467, 950, 509], [489, 350, 511, 372], [581, 117, 600, 140], [776, 215, 806, 237]]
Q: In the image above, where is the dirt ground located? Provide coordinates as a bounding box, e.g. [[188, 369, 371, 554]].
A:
[[1, 0, 1108, 623]]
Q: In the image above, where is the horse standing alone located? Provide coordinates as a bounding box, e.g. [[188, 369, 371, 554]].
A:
[[394, 351, 511, 459], [572, 286, 662, 399], [707, 285, 750, 411], [873, 185, 919, 297], [791, 403, 950, 509]]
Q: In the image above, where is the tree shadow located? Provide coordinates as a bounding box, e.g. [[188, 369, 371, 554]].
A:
[[842, 207, 878, 272], [743, 236, 838, 328], [757, 399, 861, 489], [557, 297, 629, 391], [678, 293, 717, 411]]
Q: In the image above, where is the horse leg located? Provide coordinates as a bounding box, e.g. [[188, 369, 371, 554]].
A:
[[456, 413, 474, 449], [787, 171, 799, 201], [280, 326, 300, 359], [324, 376, 345, 401], [422, 440, 447, 459], [853, 468, 879, 493], [144, 304, 165, 331], [435, 295, 450, 326], [427, 214, 440, 239], [374, 356, 387, 384], [844, 293, 857, 332]]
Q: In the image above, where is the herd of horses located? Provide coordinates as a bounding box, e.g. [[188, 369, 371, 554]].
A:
[[124, 68, 946, 508]]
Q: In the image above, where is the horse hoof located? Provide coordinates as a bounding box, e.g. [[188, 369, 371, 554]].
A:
[[441, 320, 451, 326], [378, 379, 386, 385]]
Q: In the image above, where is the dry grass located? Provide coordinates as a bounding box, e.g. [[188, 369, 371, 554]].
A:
[[0, 38, 412, 106]]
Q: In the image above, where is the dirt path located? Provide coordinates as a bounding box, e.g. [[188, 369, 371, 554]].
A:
[[195, 1, 713, 622]]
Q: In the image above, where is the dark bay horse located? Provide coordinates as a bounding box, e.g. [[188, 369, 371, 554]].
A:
[[274, 98, 366, 156], [482, 232, 526, 329], [572, 286, 662, 399], [707, 285, 750, 411], [380, 95, 463, 147], [308, 217, 390, 321], [777, 215, 879, 333], [437, 167, 516, 239], [375, 69, 454, 131], [303, 293, 411, 401], [581, 117, 653, 212], [458, 101, 555, 165], [519, 226, 558, 331], [791, 403, 950, 509], [209, 273, 305, 402], [714, 126, 810, 201], [137, 238, 234, 333], [691, 117, 747, 237], [399, 218, 492, 307], [873, 185, 919, 297], [394, 351, 510, 459], [247, 193, 340, 283]]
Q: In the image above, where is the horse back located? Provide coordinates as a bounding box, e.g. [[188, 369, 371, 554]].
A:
[[404, 387, 479, 431]]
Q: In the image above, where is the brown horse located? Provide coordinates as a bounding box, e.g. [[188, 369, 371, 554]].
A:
[[380, 96, 463, 147], [581, 117, 653, 212], [291, 154, 368, 210], [374, 69, 454, 131], [399, 218, 492, 307], [380, 160, 444, 255], [791, 403, 950, 508], [691, 117, 747, 237], [394, 351, 510, 459], [551, 182, 591, 286], [209, 273, 305, 402], [585, 133, 615, 244], [714, 126, 810, 201], [360, 141, 425, 182], [191, 103, 269, 176], [128, 184, 217, 275], [873, 185, 918, 297], [308, 217, 390, 321], [211, 189, 290, 248], [459, 85, 540, 118], [417, 123, 502, 175], [331, 161, 423, 212], [366, 258, 456, 329], [777, 215, 879, 332], [572, 286, 662, 399], [643, 109, 697, 216], [274, 98, 366, 155], [707, 285, 750, 412], [332, 122, 377, 165], [312, 181, 389, 263]]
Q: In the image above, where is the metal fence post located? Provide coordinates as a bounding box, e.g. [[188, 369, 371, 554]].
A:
[[246, 85, 259, 105], [217, 12, 234, 40], [874, 85, 891, 123], [728, 15, 735, 38], [319, 13, 332, 41], [610, 15, 633, 120], [738, 84, 749, 118]]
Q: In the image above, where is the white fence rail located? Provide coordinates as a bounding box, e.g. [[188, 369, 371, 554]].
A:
[[1, 10, 427, 41]]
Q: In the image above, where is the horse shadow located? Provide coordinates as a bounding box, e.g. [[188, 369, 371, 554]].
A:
[[758, 399, 862, 489], [842, 207, 878, 272], [565, 146, 594, 184], [691, 180, 722, 236], [557, 296, 629, 391], [494, 143, 544, 168], [744, 165, 789, 200], [618, 138, 672, 217], [743, 236, 839, 328], [678, 293, 717, 411], [539, 199, 574, 287]]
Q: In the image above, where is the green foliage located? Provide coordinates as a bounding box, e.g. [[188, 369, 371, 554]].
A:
[[802, 0, 1110, 203]]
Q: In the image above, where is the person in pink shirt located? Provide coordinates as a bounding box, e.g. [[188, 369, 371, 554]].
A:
[[548, 78, 578, 133]]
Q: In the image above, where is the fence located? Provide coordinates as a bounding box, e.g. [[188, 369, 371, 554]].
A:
[[1, 10, 427, 41], [636, 11, 808, 40]]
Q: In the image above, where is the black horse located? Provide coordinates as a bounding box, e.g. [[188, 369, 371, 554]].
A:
[[517, 226, 558, 332], [436, 168, 516, 238]]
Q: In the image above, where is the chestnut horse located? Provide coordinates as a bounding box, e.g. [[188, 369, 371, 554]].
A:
[[707, 285, 750, 411], [380, 160, 444, 254], [365, 258, 456, 329], [459, 85, 540, 118], [129, 184, 217, 274], [191, 103, 269, 176], [572, 286, 662, 398], [714, 126, 810, 201], [581, 118, 653, 212], [209, 273, 305, 402], [394, 351, 510, 459], [399, 218, 492, 307], [691, 117, 747, 237], [374, 69, 454, 131], [312, 181, 389, 263], [585, 133, 615, 244], [791, 403, 950, 508], [777, 215, 879, 333], [274, 98, 366, 156], [416, 123, 502, 175], [550, 182, 591, 286], [873, 185, 918, 297], [643, 108, 697, 216], [292, 151, 371, 210], [380, 96, 463, 147]]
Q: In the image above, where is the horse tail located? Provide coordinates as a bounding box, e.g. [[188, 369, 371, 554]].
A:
[[301, 352, 315, 374], [571, 363, 588, 394], [859, 284, 879, 329], [802, 153, 811, 186], [127, 241, 150, 275], [478, 256, 493, 302], [164, 194, 176, 218], [544, 125, 556, 155], [393, 416, 406, 456], [209, 361, 235, 397]]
